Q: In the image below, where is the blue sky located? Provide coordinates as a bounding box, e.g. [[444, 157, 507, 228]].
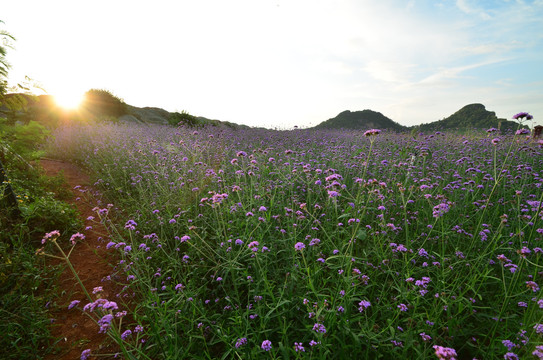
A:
[[3, 0, 543, 128]]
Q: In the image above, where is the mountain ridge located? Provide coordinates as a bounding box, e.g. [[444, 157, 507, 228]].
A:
[[312, 103, 527, 132], [1, 93, 529, 132]]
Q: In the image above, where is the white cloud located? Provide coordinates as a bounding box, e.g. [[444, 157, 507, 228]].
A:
[[364, 61, 415, 83], [455, 0, 492, 19]]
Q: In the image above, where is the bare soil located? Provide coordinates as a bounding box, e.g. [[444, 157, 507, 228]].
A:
[[40, 159, 122, 360]]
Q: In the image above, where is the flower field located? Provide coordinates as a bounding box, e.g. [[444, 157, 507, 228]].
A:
[[44, 122, 543, 359]]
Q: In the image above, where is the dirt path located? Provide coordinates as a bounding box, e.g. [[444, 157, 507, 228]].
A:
[[40, 159, 120, 360]]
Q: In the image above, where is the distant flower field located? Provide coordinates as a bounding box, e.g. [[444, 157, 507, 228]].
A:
[[44, 122, 543, 359]]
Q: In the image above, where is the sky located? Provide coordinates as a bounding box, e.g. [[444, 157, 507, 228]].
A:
[[2, 0, 543, 129]]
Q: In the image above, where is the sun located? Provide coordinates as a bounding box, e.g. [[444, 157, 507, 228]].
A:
[[54, 91, 84, 110]]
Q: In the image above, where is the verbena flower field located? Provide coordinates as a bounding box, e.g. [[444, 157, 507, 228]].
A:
[[44, 121, 543, 359]]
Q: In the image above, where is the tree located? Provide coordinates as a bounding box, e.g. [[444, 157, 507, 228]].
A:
[[81, 88, 127, 119], [0, 20, 21, 219], [0, 20, 15, 97]]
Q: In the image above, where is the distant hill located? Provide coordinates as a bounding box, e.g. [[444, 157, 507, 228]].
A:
[[414, 103, 523, 133], [2, 94, 529, 133], [1, 93, 247, 129], [313, 110, 407, 131]]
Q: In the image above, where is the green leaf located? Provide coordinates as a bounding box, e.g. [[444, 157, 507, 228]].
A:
[[356, 229, 367, 241]]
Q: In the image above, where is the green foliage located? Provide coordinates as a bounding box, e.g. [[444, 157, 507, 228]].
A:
[[11, 121, 49, 155], [0, 234, 62, 360], [82, 88, 127, 119], [1, 119, 50, 160], [168, 110, 198, 127], [0, 20, 15, 95], [0, 93, 30, 125], [0, 158, 80, 358], [19, 198, 81, 244]]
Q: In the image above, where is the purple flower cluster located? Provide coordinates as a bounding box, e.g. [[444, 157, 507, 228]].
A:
[[364, 129, 381, 137], [512, 112, 533, 120], [261, 340, 272, 351], [41, 230, 60, 244], [48, 117, 543, 359], [433, 345, 457, 360]]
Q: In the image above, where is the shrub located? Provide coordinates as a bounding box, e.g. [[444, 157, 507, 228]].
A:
[[168, 110, 198, 127], [81, 89, 127, 119]]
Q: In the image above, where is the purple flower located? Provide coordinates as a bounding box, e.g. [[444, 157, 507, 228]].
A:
[[261, 340, 272, 351], [70, 232, 85, 245], [81, 349, 91, 360], [180, 235, 190, 242], [68, 300, 80, 309], [358, 300, 371, 312], [433, 345, 457, 360], [526, 281, 539, 292], [312, 323, 327, 333], [502, 340, 517, 351], [121, 329, 132, 340], [247, 241, 259, 251], [124, 220, 137, 230], [512, 112, 531, 120], [364, 129, 381, 136], [102, 301, 118, 311], [235, 337, 247, 348], [533, 346, 543, 359], [294, 342, 305, 352], [433, 202, 451, 218], [41, 230, 61, 244], [398, 303, 408, 312], [534, 323, 543, 334], [504, 353, 519, 360], [420, 332, 432, 342], [98, 314, 114, 333], [294, 242, 305, 251]]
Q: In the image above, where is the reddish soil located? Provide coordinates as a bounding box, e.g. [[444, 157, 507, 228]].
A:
[[40, 159, 122, 360]]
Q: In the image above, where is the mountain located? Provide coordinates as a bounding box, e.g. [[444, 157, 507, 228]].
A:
[[313, 110, 407, 131], [415, 103, 523, 132]]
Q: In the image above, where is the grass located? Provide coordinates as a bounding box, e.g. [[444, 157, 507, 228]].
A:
[[44, 121, 543, 359]]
